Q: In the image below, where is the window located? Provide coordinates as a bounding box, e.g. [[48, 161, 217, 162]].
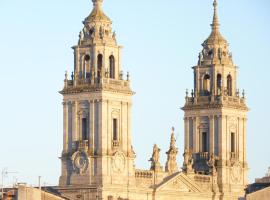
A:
[[82, 118, 87, 140], [203, 74, 210, 95], [227, 75, 232, 96], [202, 132, 208, 152], [97, 54, 103, 80], [85, 54, 90, 61], [113, 118, 118, 140], [217, 74, 222, 89], [109, 55, 115, 79], [97, 54, 103, 70], [231, 132, 235, 153]]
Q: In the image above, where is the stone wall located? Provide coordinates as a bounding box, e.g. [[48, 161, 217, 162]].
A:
[[17, 185, 64, 200], [246, 186, 270, 200]]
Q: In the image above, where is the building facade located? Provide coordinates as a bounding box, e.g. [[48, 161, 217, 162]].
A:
[[56, 0, 248, 199]]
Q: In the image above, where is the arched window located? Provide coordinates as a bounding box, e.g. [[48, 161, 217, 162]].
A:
[[203, 74, 211, 95], [97, 54, 103, 81], [227, 75, 232, 96], [109, 55, 115, 79], [97, 54, 103, 71], [217, 74, 222, 95], [217, 74, 222, 89], [84, 54, 90, 78]]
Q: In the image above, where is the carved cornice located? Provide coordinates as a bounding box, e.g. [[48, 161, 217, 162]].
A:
[[60, 87, 134, 96]]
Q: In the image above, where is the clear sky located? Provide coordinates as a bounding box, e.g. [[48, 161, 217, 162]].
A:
[[0, 0, 269, 187]]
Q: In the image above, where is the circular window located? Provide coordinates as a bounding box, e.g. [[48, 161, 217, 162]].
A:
[[85, 55, 90, 61]]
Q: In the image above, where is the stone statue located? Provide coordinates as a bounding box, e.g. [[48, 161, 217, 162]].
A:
[[152, 144, 160, 163], [165, 127, 179, 173], [99, 26, 104, 39], [198, 52, 203, 65], [207, 153, 218, 175], [83, 27, 89, 37], [218, 48, 222, 60], [90, 27, 95, 38], [112, 31, 116, 40], [149, 144, 162, 171], [79, 30, 84, 40], [183, 148, 194, 173]]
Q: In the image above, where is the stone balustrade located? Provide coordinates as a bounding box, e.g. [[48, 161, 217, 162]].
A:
[[135, 170, 153, 179]]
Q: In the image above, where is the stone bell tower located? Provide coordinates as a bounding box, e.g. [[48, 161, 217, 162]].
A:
[[182, 1, 248, 199], [58, 0, 135, 189]]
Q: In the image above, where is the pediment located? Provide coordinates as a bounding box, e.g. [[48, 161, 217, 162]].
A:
[[156, 172, 202, 193]]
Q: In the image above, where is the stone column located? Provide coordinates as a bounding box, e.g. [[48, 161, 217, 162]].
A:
[[89, 100, 94, 154], [195, 68, 200, 96], [89, 100, 95, 154], [193, 117, 197, 152], [100, 99, 108, 156], [237, 117, 241, 160], [209, 115, 215, 154], [243, 118, 247, 166], [219, 115, 227, 161], [63, 101, 69, 153], [72, 101, 78, 143], [184, 117, 189, 150], [127, 102, 133, 156]]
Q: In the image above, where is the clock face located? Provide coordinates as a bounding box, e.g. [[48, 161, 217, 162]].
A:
[[72, 151, 89, 175]]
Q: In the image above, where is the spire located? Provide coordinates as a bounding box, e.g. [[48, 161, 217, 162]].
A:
[[169, 127, 176, 149], [92, 0, 103, 10], [84, 0, 111, 24], [211, 0, 220, 32], [165, 127, 178, 174], [203, 0, 227, 47]]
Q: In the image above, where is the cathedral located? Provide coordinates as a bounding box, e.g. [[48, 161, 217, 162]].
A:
[[55, 0, 248, 199]]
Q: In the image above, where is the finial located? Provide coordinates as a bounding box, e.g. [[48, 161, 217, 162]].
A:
[[127, 71, 130, 81], [242, 90, 245, 99], [120, 70, 123, 80], [171, 127, 175, 133], [211, 0, 220, 31], [191, 89, 194, 98], [186, 89, 189, 98], [71, 71, 74, 80], [92, 0, 103, 8], [65, 71, 68, 80]]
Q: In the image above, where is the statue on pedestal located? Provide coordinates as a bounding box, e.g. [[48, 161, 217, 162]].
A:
[[183, 148, 194, 173], [149, 144, 162, 172]]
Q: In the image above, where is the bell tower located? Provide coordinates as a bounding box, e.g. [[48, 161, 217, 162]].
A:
[[59, 0, 135, 188], [182, 1, 248, 199]]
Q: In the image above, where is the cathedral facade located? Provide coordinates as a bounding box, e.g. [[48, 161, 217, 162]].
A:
[[55, 0, 248, 199]]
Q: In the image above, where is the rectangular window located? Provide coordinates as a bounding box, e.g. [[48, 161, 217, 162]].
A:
[[82, 118, 87, 140], [231, 132, 235, 153], [113, 118, 118, 140], [202, 132, 208, 152]]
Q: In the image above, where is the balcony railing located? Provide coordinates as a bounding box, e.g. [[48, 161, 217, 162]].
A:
[[64, 77, 130, 91], [112, 140, 120, 147], [72, 140, 88, 152], [184, 94, 246, 108]]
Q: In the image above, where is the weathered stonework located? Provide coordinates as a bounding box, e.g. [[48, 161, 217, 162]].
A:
[[56, 0, 248, 200]]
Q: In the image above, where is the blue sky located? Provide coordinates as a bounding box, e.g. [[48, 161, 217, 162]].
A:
[[0, 0, 269, 186]]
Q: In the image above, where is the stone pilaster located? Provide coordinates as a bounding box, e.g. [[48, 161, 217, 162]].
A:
[[184, 117, 189, 150], [63, 101, 69, 153]]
